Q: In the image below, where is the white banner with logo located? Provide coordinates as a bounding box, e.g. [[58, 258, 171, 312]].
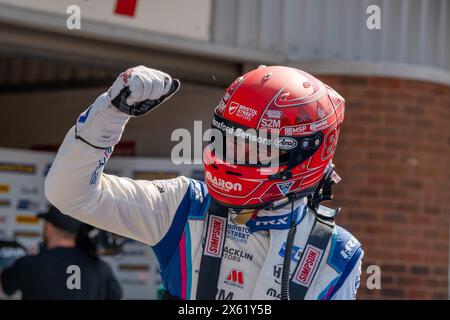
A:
[[0, 0, 211, 41], [0, 147, 203, 299]]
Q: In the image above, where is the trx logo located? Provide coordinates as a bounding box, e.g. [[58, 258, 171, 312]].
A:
[[255, 216, 288, 227], [247, 214, 293, 232], [224, 269, 244, 289], [204, 216, 226, 257], [292, 245, 323, 287]]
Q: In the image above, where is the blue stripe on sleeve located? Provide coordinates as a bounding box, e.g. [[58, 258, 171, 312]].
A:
[[153, 182, 193, 269], [328, 247, 363, 299]]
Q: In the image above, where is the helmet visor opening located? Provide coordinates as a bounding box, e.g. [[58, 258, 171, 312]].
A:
[[209, 115, 325, 168], [209, 116, 289, 167]]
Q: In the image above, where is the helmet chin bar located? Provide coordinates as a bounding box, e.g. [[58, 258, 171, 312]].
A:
[[208, 163, 341, 216], [268, 170, 292, 181], [255, 163, 342, 214], [264, 186, 316, 211], [213, 185, 317, 214]]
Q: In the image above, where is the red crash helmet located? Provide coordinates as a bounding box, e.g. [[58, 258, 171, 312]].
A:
[[203, 66, 345, 209]]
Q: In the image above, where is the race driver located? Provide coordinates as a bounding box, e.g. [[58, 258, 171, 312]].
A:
[[45, 65, 363, 300]]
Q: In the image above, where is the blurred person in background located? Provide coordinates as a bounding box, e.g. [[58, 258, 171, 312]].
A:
[[0, 239, 27, 299], [0, 206, 122, 299]]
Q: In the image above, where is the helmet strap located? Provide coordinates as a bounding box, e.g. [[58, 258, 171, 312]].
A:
[[307, 163, 341, 215]]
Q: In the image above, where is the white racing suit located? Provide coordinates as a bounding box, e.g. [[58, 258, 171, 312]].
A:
[[45, 68, 363, 300], [45, 127, 363, 300]]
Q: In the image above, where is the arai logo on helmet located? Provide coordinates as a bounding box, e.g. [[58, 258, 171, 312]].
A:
[[206, 172, 242, 192], [274, 137, 298, 150]]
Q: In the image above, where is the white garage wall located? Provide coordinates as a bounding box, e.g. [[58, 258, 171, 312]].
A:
[[0, 0, 212, 41]]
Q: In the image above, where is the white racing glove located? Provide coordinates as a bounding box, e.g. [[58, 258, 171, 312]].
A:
[[75, 66, 180, 149]]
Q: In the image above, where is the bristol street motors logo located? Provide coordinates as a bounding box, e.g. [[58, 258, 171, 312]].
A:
[[204, 216, 226, 258], [228, 101, 257, 121], [292, 245, 323, 287], [224, 269, 244, 289], [226, 223, 250, 244], [228, 101, 240, 114]]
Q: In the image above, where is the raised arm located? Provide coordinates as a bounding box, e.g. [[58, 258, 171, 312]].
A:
[[45, 66, 187, 246]]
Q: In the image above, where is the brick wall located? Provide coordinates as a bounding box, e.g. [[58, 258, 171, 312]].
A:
[[319, 75, 450, 299]]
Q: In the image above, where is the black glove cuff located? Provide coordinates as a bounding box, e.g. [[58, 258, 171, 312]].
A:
[[111, 79, 180, 116]]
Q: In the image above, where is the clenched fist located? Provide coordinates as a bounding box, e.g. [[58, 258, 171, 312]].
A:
[[75, 66, 180, 149], [109, 66, 180, 116]]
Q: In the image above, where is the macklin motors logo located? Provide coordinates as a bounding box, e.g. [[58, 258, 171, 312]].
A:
[[224, 269, 244, 289]]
